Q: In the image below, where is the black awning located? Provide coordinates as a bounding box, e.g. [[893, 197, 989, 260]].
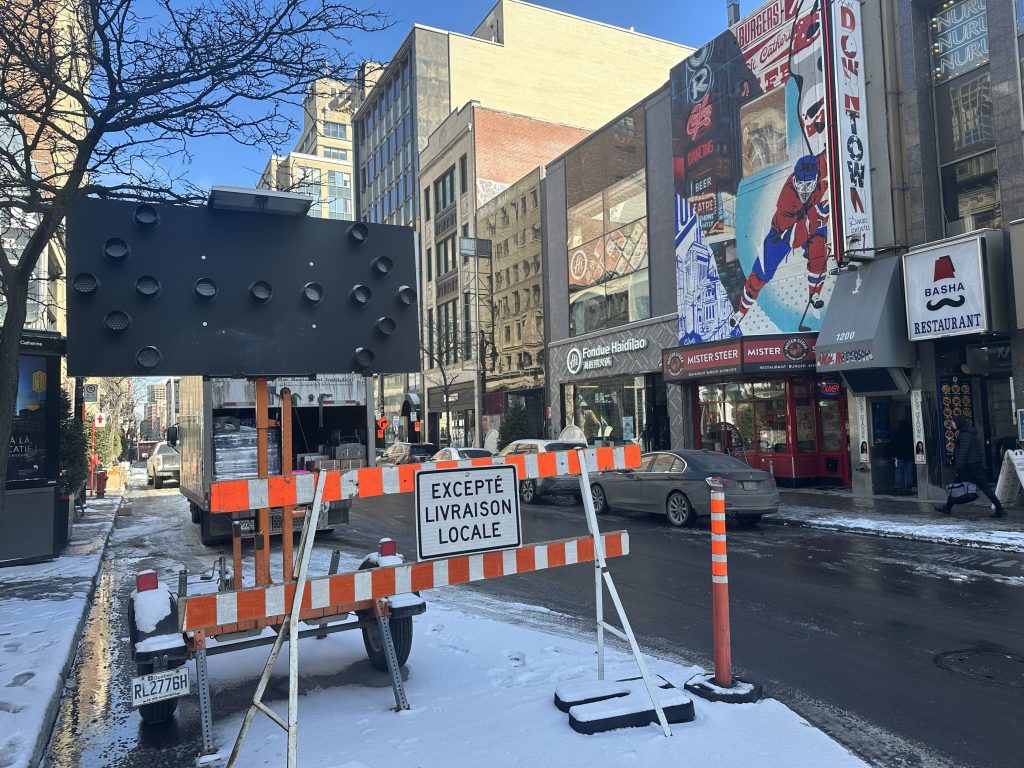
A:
[[816, 257, 912, 372]]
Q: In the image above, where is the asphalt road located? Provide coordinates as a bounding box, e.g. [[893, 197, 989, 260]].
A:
[[44, 471, 1024, 768]]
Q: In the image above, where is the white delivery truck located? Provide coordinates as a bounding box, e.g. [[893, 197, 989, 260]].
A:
[[176, 374, 374, 545]]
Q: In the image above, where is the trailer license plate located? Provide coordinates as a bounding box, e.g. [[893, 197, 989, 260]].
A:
[[131, 666, 190, 708]]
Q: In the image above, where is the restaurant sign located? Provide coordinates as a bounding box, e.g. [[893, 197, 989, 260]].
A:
[[663, 334, 817, 381]]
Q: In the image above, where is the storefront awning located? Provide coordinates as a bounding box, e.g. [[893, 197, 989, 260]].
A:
[[816, 257, 912, 372]]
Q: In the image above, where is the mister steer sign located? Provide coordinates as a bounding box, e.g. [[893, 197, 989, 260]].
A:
[[415, 466, 522, 560]]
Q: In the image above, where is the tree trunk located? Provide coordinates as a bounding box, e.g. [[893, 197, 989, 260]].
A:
[[0, 269, 31, 518]]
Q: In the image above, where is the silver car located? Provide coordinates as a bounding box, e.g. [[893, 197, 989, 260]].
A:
[[497, 439, 588, 504], [589, 449, 779, 527], [146, 442, 180, 489], [431, 447, 494, 461]]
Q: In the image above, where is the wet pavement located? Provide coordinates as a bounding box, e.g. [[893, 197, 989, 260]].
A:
[[42, 479, 1024, 768]]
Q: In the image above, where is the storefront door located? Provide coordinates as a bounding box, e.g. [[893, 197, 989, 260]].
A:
[[816, 385, 849, 486]]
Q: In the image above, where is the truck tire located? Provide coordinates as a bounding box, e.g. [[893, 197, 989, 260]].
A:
[[135, 661, 180, 724], [199, 508, 227, 546], [189, 501, 200, 524], [355, 562, 413, 670]]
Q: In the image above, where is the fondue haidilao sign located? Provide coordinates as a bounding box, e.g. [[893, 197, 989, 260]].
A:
[[663, 334, 817, 380]]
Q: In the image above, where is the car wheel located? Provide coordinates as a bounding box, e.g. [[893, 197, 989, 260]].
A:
[[590, 483, 608, 514], [519, 479, 537, 505], [153, 475, 164, 489], [146, 472, 154, 486], [666, 491, 696, 527], [736, 514, 762, 527]]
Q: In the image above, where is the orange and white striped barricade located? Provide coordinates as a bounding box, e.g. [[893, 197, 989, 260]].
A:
[[683, 490, 761, 704], [177, 445, 644, 762]]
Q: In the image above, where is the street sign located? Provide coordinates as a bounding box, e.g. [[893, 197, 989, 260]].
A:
[[83, 383, 98, 402], [376, 416, 390, 432], [94, 413, 106, 428], [415, 465, 521, 560]]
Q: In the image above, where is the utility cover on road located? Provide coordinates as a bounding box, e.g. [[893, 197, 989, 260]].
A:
[[415, 465, 521, 560]]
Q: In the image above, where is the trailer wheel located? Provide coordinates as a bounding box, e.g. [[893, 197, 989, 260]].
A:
[[355, 562, 413, 670], [189, 501, 200, 524], [135, 661, 180, 724]]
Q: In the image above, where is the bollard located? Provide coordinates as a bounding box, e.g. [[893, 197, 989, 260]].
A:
[[684, 488, 761, 703], [709, 490, 732, 687]]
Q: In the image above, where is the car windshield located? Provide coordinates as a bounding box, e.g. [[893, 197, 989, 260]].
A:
[[687, 452, 752, 472], [410, 444, 437, 457], [459, 448, 492, 458], [545, 442, 586, 452]]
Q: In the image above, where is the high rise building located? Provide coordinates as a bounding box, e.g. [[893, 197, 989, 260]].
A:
[[353, 0, 693, 444], [259, 78, 355, 221]]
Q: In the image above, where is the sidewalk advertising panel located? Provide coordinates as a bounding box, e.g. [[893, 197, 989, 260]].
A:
[[671, 0, 872, 344]]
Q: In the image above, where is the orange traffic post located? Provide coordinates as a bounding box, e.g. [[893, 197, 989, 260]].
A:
[[683, 489, 761, 704], [709, 491, 732, 687], [280, 388, 294, 582]]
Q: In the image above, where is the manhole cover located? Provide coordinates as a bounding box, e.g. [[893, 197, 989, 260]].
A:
[[934, 650, 1024, 687]]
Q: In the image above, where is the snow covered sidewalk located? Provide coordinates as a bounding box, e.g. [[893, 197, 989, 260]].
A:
[[201, 596, 869, 767], [771, 489, 1024, 552], [0, 493, 120, 768]]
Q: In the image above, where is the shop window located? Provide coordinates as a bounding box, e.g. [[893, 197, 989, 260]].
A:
[[563, 375, 647, 446]]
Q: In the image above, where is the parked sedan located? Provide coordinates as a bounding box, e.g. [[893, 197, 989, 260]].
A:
[[431, 447, 494, 461], [497, 439, 588, 504], [376, 442, 439, 467], [589, 449, 779, 527], [146, 442, 180, 489]]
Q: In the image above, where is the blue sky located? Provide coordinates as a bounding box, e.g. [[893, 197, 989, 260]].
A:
[[188, 0, 730, 189]]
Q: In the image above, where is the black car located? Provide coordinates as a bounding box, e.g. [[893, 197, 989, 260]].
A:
[[376, 442, 439, 467], [589, 449, 779, 527]]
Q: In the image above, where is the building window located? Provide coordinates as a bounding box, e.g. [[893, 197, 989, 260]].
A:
[[296, 165, 322, 217], [435, 234, 457, 277], [463, 292, 473, 359], [426, 247, 433, 281], [564, 105, 649, 336], [427, 308, 434, 364], [435, 166, 456, 212], [326, 170, 352, 220], [323, 120, 348, 140], [323, 147, 349, 161], [930, 0, 989, 84], [459, 154, 468, 196], [424, 187, 431, 220]]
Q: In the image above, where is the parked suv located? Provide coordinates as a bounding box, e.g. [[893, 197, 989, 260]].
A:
[[376, 442, 439, 467], [146, 442, 180, 488], [497, 439, 588, 504]]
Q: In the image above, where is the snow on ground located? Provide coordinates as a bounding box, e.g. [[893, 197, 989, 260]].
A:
[[0, 493, 120, 768], [200, 599, 867, 768], [772, 505, 1024, 552]]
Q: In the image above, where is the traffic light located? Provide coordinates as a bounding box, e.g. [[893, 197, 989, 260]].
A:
[[66, 194, 419, 377]]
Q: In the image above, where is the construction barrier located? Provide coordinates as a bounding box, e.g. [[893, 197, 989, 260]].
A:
[[209, 445, 642, 514], [179, 532, 629, 634]]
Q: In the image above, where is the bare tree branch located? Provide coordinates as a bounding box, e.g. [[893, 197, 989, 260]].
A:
[[0, 0, 390, 510]]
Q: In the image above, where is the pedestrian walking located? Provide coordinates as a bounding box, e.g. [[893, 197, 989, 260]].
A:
[[935, 415, 1006, 518], [892, 418, 914, 495]]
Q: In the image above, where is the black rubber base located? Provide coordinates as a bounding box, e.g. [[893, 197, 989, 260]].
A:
[[554, 675, 695, 734], [683, 672, 762, 703]]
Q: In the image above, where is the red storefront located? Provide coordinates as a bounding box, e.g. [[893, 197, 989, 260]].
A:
[[663, 334, 851, 487]]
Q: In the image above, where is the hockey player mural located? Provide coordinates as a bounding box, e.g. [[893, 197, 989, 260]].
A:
[[671, 0, 865, 344]]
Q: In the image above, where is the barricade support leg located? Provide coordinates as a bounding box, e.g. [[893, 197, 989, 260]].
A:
[[195, 632, 216, 756], [374, 599, 411, 711], [575, 450, 671, 737]]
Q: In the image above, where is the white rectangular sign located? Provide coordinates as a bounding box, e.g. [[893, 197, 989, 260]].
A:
[[904, 238, 988, 341], [415, 465, 521, 560]]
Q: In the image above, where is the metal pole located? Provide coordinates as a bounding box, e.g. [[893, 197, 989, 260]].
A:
[[195, 633, 216, 756], [287, 470, 327, 766], [710, 490, 733, 687]]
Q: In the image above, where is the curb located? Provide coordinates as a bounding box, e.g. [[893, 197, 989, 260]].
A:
[[30, 493, 122, 768], [762, 513, 1024, 553]]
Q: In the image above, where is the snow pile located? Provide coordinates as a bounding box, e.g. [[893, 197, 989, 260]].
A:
[[132, 584, 172, 633]]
